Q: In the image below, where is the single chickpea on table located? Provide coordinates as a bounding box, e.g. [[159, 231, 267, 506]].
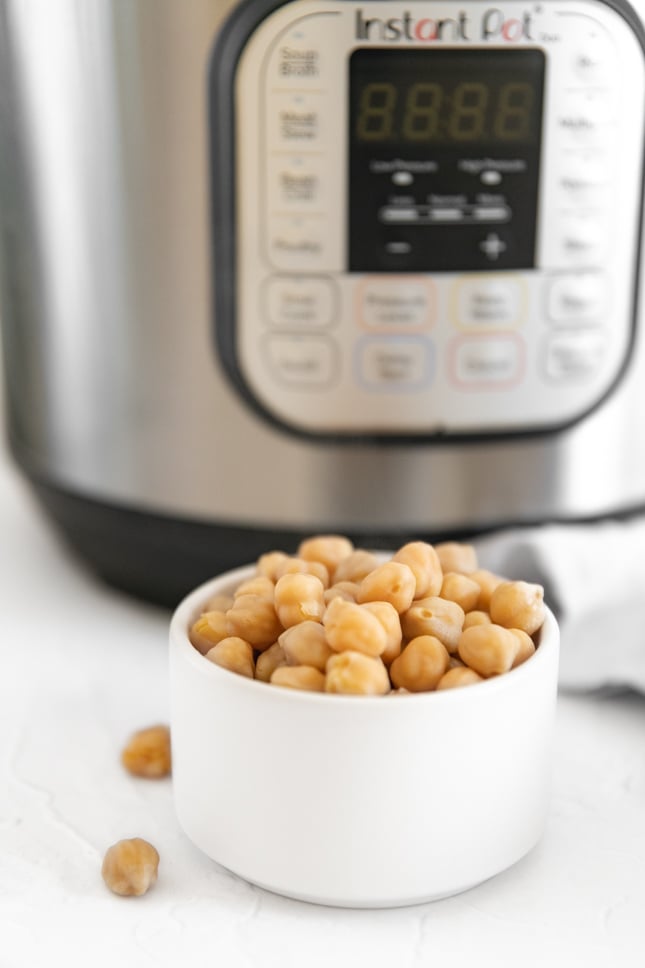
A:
[[187, 534, 548, 696]]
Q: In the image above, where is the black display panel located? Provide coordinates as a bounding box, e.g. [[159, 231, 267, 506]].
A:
[[348, 49, 545, 272]]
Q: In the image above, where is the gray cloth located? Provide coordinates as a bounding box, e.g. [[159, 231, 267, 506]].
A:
[[474, 519, 645, 694]]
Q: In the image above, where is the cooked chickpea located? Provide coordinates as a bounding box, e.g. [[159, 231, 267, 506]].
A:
[[256, 550, 290, 581], [436, 667, 484, 690], [489, 580, 546, 636], [270, 665, 326, 692], [323, 581, 360, 605], [332, 550, 380, 584], [357, 561, 416, 613], [274, 556, 330, 587], [325, 651, 390, 695], [463, 610, 492, 629], [121, 725, 171, 779], [297, 534, 354, 574], [470, 569, 505, 611], [279, 621, 333, 671], [202, 592, 234, 613], [255, 642, 287, 682], [234, 576, 275, 600], [509, 628, 536, 668], [101, 838, 159, 897], [389, 635, 450, 692], [274, 573, 325, 627], [226, 595, 282, 649], [457, 624, 520, 678], [192, 534, 548, 696], [189, 610, 228, 655], [205, 636, 255, 678], [435, 542, 478, 575], [323, 597, 387, 657], [362, 600, 402, 665], [400, 596, 465, 653], [392, 542, 443, 598], [440, 572, 480, 613]]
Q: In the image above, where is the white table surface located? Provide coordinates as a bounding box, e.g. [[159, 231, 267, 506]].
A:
[[1, 442, 644, 968]]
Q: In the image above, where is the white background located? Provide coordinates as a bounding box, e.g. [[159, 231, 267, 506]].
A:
[[0, 366, 644, 968]]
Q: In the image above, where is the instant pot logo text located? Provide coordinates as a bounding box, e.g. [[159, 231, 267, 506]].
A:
[[355, 8, 535, 42]]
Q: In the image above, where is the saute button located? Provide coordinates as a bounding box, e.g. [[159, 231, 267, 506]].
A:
[[266, 276, 336, 328], [265, 334, 338, 387], [544, 332, 605, 381], [547, 273, 608, 324]]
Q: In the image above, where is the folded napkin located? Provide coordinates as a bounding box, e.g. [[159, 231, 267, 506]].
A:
[[474, 518, 645, 694]]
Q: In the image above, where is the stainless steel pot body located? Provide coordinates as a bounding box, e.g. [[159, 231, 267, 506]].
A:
[[2, 0, 645, 541]]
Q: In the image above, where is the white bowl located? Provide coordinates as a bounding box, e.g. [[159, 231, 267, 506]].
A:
[[169, 564, 559, 908]]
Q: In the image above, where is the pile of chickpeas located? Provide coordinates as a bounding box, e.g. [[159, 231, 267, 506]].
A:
[[188, 536, 546, 695]]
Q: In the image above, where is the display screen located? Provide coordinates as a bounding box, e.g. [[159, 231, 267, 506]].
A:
[[352, 51, 543, 146], [348, 49, 546, 272]]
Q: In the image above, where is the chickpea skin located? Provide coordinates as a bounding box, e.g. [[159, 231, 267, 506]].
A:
[[255, 642, 287, 682], [435, 542, 479, 575], [205, 636, 255, 678], [393, 542, 443, 598], [101, 838, 159, 897], [274, 573, 326, 627], [226, 594, 283, 649], [297, 535, 355, 574], [357, 561, 416, 614], [400, 596, 465, 654], [189, 610, 228, 655], [489, 580, 546, 636], [436, 667, 484, 690], [325, 651, 391, 695], [323, 598, 387, 657], [389, 635, 450, 692], [278, 621, 333, 672], [270, 665, 326, 692], [457, 624, 520, 678]]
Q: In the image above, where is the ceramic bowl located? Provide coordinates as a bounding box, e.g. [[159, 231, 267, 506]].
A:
[[169, 564, 559, 908]]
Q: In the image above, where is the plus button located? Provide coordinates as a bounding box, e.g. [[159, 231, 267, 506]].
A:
[[479, 233, 507, 261]]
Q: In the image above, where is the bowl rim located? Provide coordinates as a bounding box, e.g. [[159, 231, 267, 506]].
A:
[[170, 563, 559, 708]]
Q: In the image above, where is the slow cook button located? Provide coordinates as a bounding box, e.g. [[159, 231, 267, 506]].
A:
[[266, 276, 336, 328], [454, 275, 525, 329], [451, 335, 524, 387], [544, 332, 605, 381], [357, 337, 433, 390], [265, 334, 338, 387], [359, 278, 434, 329], [547, 273, 608, 324]]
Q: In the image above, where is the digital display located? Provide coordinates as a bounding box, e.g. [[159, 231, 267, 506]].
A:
[[352, 51, 543, 146], [348, 49, 546, 273]]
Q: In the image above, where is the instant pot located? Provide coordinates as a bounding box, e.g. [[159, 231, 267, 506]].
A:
[[1, 0, 644, 605]]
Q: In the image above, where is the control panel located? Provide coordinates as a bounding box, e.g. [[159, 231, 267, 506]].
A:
[[218, 0, 645, 436]]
